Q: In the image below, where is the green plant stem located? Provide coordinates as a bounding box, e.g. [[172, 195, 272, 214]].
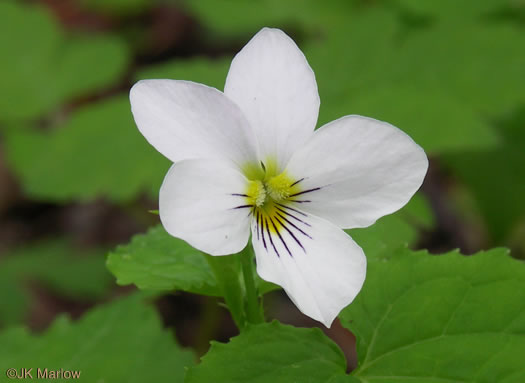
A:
[[205, 254, 246, 329], [240, 245, 265, 326]]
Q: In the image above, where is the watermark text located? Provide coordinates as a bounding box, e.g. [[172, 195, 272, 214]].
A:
[[6, 368, 81, 379]]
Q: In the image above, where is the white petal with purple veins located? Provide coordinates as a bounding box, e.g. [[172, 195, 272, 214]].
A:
[[251, 208, 366, 327]]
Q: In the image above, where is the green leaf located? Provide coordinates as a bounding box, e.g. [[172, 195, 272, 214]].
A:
[[396, 0, 509, 20], [397, 22, 525, 115], [0, 1, 59, 122], [0, 293, 194, 382], [107, 225, 278, 297], [55, 35, 129, 102], [348, 194, 433, 259], [107, 225, 218, 295], [0, 0, 129, 123], [346, 85, 500, 153], [348, 214, 417, 260], [185, 321, 350, 383], [443, 108, 525, 244], [4, 96, 169, 202], [0, 242, 112, 326], [306, 13, 510, 155], [327, 377, 361, 383], [340, 248, 525, 382], [180, 0, 325, 37]]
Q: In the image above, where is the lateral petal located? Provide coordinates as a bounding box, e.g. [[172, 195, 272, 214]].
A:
[[285, 115, 428, 229], [160, 159, 252, 256]]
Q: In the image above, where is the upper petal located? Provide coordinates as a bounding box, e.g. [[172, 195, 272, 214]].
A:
[[130, 80, 259, 167], [224, 28, 320, 171], [160, 159, 252, 256], [251, 207, 366, 327], [285, 115, 428, 229]]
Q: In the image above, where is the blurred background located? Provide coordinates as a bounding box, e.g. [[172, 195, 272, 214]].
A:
[[1, 0, 524, 367]]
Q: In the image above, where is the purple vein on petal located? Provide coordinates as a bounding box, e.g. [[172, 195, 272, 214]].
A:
[[275, 211, 312, 239], [269, 216, 292, 257], [273, 215, 306, 253], [290, 178, 305, 187], [265, 217, 280, 258], [288, 187, 321, 198], [261, 216, 268, 251], [274, 206, 311, 227], [275, 203, 307, 217], [232, 204, 253, 210], [255, 210, 260, 241]]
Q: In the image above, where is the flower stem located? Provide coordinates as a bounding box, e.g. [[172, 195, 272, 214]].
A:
[[240, 245, 265, 326], [205, 254, 246, 330]]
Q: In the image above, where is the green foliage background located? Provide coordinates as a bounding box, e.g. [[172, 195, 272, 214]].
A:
[[0, 0, 524, 381]]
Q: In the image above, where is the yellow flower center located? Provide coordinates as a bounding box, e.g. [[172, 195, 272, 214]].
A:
[[246, 172, 297, 208], [245, 180, 266, 207], [266, 172, 294, 201], [238, 158, 317, 239]]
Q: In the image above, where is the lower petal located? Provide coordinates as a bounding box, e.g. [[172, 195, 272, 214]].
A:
[[160, 159, 252, 256], [251, 207, 366, 327]]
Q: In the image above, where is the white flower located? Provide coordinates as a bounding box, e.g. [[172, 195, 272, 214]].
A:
[[130, 28, 428, 327]]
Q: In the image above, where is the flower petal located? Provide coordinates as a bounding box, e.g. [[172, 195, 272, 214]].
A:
[[224, 28, 320, 170], [285, 115, 428, 229], [160, 159, 252, 256], [130, 80, 259, 167], [251, 208, 366, 327]]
